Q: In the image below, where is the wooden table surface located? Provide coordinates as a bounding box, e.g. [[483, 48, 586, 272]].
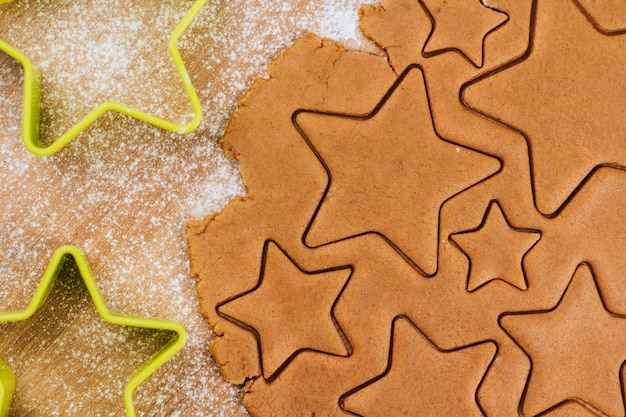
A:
[[0, 1, 374, 416]]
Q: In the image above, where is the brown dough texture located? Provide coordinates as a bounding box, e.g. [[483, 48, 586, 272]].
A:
[[187, 0, 626, 416]]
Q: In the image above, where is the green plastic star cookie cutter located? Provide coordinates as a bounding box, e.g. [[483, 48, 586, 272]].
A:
[[0, 245, 187, 417], [0, 0, 206, 156]]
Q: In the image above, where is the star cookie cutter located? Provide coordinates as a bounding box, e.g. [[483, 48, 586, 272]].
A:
[[0, 0, 206, 156], [0, 245, 187, 417]]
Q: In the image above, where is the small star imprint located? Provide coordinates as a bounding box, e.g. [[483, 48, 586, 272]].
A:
[[450, 200, 541, 292], [420, 0, 508, 67]]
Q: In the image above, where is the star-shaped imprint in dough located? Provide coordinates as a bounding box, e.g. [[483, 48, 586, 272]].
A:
[[464, 0, 626, 215], [343, 317, 496, 417], [420, 0, 508, 67], [217, 241, 352, 380], [501, 264, 626, 416], [450, 200, 541, 291], [296, 66, 500, 276]]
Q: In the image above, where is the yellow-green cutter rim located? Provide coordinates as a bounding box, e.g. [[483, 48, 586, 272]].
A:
[[0, 0, 206, 156], [0, 245, 187, 417]]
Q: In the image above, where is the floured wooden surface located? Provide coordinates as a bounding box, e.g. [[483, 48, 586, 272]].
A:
[[0, 1, 377, 416], [188, 0, 626, 416]]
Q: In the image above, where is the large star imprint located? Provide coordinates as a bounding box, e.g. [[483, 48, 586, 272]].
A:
[[420, 0, 508, 67], [464, 0, 626, 216], [501, 264, 626, 416], [296, 66, 500, 275], [217, 241, 352, 380], [450, 200, 541, 291], [343, 317, 496, 417]]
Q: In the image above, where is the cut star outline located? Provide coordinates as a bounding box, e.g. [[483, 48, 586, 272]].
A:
[[215, 239, 354, 382], [339, 315, 498, 416], [293, 64, 503, 277], [461, 0, 626, 218], [498, 263, 626, 416], [418, 0, 510, 68], [0, 245, 187, 417], [571, 0, 626, 35], [0, 0, 206, 156], [449, 199, 542, 292]]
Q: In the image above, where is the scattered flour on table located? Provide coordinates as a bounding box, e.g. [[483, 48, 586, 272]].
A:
[[0, 0, 376, 416]]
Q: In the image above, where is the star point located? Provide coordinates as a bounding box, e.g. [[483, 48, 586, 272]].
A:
[[296, 66, 500, 275], [420, 0, 509, 67], [217, 241, 352, 380], [501, 264, 626, 416], [573, 0, 626, 33]]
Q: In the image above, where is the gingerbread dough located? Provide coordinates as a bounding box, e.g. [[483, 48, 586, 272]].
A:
[[187, 1, 626, 416]]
